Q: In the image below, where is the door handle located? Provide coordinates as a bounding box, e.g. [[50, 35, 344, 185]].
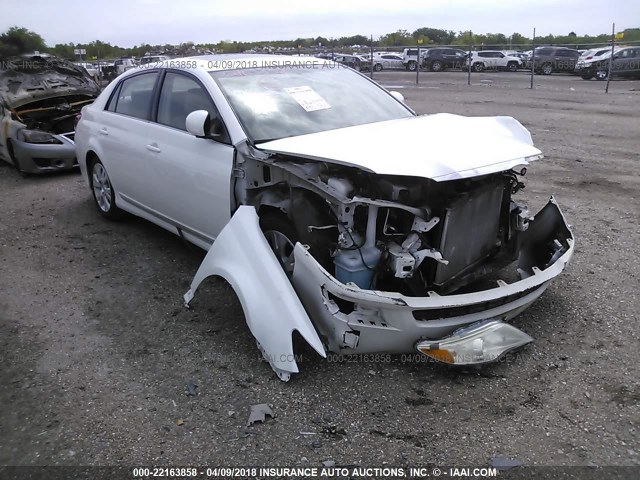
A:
[[99, 127, 108, 135], [146, 144, 161, 153]]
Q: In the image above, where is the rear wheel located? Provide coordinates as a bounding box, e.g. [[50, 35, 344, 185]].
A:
[[407, 61, 417, 72], [89, 158, 123, 219], [581, 73, 593, 80], [541, 63, 553, 75], [374, 63, 383, 72], [473, 62, 484, 72], [430, 60, 443, 72], [507, 62, 518, 72]]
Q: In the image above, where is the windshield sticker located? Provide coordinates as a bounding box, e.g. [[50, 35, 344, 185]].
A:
[[284, 86, 331, 112]]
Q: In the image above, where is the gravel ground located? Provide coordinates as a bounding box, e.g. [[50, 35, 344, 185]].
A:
[[1, 71, 639, 472]]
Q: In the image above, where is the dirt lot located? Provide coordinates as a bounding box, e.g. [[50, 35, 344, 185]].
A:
[[1, 71, 639, 471]]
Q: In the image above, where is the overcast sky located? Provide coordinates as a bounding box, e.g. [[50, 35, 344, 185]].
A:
[[2, 0, 638, 47]]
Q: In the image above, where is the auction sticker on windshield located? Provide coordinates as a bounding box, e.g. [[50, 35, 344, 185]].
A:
[[284, 86, 331, 112]]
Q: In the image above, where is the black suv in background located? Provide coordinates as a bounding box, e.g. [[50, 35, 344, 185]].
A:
[[531, 47, 580, 75], [421, 48, 468, 71]]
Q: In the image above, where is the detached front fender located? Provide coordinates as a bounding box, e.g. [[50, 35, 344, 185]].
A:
[[184, 206, 326, 381]]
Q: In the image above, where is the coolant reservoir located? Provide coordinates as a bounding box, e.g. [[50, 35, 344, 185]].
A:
[[334, 246, 382, 289]]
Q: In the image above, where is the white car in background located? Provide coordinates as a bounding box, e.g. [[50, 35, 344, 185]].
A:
[[114, 57, 138, 75], [74, 54, 574, 381], [75, 62, 101, 82], [467, 51, 522, 72], [140, 55, 171, 65], [401, 48, 429, 71], [372, 53, 405, 71]]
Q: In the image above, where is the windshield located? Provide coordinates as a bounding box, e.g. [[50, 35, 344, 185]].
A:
[[211, 66, 413, 142]]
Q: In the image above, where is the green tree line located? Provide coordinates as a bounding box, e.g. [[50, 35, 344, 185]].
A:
[[2, 25, 639, 59]]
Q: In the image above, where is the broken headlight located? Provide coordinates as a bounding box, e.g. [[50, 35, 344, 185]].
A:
[[416, 320, 533, 365], [18, 129, 63, 144]]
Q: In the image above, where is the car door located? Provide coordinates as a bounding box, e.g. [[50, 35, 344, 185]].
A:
[[556, 50, 577, 72], [495, 52, 507, 68], [440, 49, 455, 68], [612, 49, 633, 77], [99, 70, 160, 207], [629, 49, 640, 77], [381, 55, 399, 69], [144, 70, 234, 245]]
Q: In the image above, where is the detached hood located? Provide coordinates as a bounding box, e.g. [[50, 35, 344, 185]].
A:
[[0, 55, 100, 108], [257, 113, 543, 182]]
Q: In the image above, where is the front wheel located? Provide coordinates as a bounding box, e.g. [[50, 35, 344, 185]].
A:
[[581, 73, 593, 80], [541, 63, 553, 75], [507, 62, 518, 72], [473, 62, 484, 72], [407, 61, 417, 72], [374, 63, 383, 72], [260, 213, 298, 276], [595, 69, 609, 81], [90, 159, 123, 219], [430, 60, 443, 72]]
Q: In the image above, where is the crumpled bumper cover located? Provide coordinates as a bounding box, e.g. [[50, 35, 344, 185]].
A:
[[12, 133, 76, 173], [185, 198, 573, 380]]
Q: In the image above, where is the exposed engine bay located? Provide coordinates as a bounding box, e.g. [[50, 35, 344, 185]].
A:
[[235, 145, 569, 298], [11, 93, 95, 138]]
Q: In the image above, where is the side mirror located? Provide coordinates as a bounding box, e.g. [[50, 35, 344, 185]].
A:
[[389, 91, 405, 103], [185, 110, 210, 138]]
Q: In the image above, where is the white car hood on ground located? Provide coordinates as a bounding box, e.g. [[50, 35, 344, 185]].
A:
[[257, 113, 543, 182]]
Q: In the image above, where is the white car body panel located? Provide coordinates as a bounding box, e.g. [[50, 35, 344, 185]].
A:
[[258, 113, 542, 182], [183, 206, 326, 381], [144, 122, 234, 242]]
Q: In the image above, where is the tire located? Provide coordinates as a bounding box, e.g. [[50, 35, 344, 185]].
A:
[[581, 73, 593, 80], [407, 61, 417, 72], [430, 60, 443, 72], [374, 63, 383, 72], [595, 69, 609, 81], [507, 62, 518, 72], [89, 158, 123, 219], [473, 62, 484, 72], [541, 63, 553, 75], [259, 213, 298, 276]]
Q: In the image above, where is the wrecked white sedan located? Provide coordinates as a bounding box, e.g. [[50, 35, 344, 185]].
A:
[[75, 55, 574, 381]]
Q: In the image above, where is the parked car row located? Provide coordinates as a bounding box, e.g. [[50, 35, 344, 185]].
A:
[[321, 46, 640, 79], [400, 48, 530, 72]]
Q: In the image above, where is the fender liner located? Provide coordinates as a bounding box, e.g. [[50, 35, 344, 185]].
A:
[[184, 206, 326, 381]]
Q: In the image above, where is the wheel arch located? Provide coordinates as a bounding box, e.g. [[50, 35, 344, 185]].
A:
[[184, 206, 326, 381]]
